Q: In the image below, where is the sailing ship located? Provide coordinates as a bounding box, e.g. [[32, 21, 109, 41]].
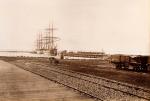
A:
[[36, 23, 59, 56]]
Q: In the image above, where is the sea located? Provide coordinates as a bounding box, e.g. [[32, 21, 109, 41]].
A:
[[0, 51, 49, 57]]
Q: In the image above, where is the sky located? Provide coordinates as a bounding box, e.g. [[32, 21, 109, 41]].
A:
[[0, 0, 149, 55]]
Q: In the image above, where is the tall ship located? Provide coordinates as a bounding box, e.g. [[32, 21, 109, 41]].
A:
[[36, 23, 59, 56]]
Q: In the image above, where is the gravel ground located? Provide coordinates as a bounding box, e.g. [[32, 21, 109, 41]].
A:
[[12, 60, 150, 101], [1, 56, 150, 89]]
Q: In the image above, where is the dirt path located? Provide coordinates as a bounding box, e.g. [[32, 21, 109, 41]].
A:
[[0, 60, 96, 101]]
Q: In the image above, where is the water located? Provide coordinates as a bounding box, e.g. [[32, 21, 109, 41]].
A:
[[0, 51, 49, 57]]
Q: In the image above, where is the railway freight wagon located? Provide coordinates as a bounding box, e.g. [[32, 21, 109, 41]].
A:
[[111, 54, 150, 72]]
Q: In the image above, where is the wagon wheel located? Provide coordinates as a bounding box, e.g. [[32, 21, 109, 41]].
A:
[[116, 64, 121, 69], [133, 66, 137, 71]]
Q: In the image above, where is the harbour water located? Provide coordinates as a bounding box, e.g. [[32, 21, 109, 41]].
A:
[[0, 51, 49, 57]]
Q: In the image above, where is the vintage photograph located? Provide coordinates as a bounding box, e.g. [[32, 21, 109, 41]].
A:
[[0, 0, 149, 101]]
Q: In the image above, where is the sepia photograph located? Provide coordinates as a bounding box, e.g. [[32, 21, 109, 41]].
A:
[[0, 0, 149, 101]]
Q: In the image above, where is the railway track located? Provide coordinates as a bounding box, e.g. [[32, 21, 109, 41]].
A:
[[13, 60, 150, 101]]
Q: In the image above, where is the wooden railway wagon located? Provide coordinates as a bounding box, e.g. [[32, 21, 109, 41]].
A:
[[111, 54, 150, 72]]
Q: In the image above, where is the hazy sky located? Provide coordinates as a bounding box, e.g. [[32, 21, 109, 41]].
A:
[[0, 0, 149, 55]]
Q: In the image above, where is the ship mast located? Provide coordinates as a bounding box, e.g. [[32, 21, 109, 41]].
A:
[[45, 23, 57, 50]]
